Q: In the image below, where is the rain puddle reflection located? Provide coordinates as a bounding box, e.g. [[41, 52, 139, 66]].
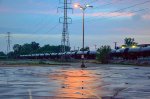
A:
[[48, 69, 102, 99]]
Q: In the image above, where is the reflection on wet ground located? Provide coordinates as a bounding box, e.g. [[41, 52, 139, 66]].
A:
[[51, 69, 102, 99], [0, 64, 150, 99]]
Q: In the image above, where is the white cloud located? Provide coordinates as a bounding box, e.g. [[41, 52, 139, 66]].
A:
[[142, 14, 150, 20], [73, 12, 135, 19]]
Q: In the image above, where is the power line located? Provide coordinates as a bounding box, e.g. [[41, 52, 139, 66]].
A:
[[94, 0, 123, 9], [82, 8, 148, 25], [32, 16, 50, 34], [33, 21, 55, 34], [87, 0, 99, 4], [95, 8, 148, 21], [108, 0, 150, 13], [72, 0, 150, 23], [30, 6, 58, 34], [44, 23, 60, 34], [88, 0, 150, 19], [75, 0, 123, 8]]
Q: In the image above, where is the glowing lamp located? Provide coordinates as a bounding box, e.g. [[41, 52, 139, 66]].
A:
[[121, 46, 125, 49], [74, 4, 79, 8], [132, 45, 137, 48]]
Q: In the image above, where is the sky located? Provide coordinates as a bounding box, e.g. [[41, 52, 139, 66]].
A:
[[0, 0, 150, 52]]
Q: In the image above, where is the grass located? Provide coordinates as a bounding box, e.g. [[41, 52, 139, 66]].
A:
[[110, 61, 150, 67], [0, 59, 71, 66]]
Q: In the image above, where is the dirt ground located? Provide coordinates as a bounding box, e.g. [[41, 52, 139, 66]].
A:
[[0, 63, 150, 99]]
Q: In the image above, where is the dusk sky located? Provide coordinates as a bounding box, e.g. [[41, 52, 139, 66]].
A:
[[0, 0, 150, 52]]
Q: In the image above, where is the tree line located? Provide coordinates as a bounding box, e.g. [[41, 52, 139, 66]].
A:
[[13, 41, 70, 54], [0, 42, 69, 58], [0, 41, 91, 58]]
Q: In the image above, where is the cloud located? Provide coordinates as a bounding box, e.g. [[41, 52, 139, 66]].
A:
[[28, 0, 51, 7], [13, 33, 61, 39], [142, 14, 150, 20], [74, 12, 135, 18], [0, 8, 57, 15], [114, 27, 134, 33], [0, 0, 57, 15], [0, 6, 10, 13], [113, 27, 150, 35], [132, 14, 142, 21]]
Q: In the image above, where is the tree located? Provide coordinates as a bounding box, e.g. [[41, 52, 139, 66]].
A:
[[7, 51, 16, 59], [31, 42, 40, 51], [13, 44, 21, 52], [12, 41, 71, 56], [15, 42, 40, 54], [12, 44, 21, 58], [96, 45, 111, 64], [124, 38, 138, 47], [80, 46, 90, 51], [38, 44, 53, 53], [59, 45, 71, 52], [0, 52, 6, 56], [0, 52, 6, 59]]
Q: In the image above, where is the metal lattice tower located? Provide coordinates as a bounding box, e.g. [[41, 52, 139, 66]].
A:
[[6, 32, 11, 54], [58, 0, 72, 52]]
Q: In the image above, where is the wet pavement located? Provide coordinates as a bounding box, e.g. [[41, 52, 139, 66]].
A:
[[0, 63, 150, 99]]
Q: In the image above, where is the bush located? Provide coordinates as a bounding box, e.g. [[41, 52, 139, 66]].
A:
[[96, 45, 111, 64], [39, 60, 46, 64]]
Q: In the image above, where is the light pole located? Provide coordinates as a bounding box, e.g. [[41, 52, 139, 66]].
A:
[[74, 4, 93, 68]]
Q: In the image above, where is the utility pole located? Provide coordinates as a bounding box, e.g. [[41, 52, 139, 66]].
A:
[[114, 42, 117, 49], [58, 0, 73, 52], [78, 47, 80, 51], [74, 46, 75, 51], [6, 32, 11, 54], [94, 44, 97, 50]]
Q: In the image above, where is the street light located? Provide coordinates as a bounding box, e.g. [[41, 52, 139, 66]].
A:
[[74, 4, 93, 68]]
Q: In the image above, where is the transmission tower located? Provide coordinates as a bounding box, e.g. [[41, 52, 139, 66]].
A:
[[6, 32, 11, 54], [58, 0, 73, 52]]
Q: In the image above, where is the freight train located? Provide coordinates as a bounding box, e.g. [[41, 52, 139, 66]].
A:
[[19, 46, 150, 60], [110, 46, 150, 60], [19, 51, 97, 60]]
